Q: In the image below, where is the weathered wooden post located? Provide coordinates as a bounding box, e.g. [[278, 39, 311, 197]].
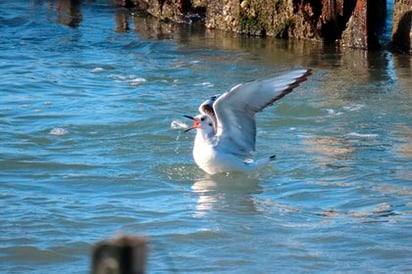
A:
[[391, 0, 412, 53], [91, 235, 148, 274]]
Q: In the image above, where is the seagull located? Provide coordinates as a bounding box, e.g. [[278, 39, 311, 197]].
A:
[[183, 68, 312, 175]]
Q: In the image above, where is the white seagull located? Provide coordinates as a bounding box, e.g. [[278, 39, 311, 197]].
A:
[[183, 68, 312, 175]]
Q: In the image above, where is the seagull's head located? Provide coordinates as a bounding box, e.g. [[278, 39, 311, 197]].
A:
[[183, 114, 214, 134]]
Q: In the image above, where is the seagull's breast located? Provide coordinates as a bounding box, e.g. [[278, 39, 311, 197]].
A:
[[193, 135, 217, 173], [193, 133, 249, 174]]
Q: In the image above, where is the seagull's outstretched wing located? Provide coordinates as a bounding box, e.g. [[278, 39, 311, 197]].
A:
[[213, 68, 312, 158], [198, 94, 220, 132]]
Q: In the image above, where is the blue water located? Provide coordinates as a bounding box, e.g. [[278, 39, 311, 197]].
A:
[[1, 1, 412, 273]]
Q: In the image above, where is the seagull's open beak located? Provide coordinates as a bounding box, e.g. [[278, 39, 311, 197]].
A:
[[183, 115, 200, 132]]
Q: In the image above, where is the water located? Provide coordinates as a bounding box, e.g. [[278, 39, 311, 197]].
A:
[[1, 1, 411, 273]]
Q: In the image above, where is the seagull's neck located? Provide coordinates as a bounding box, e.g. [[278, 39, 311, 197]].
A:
[[194, 129, 215, 145]]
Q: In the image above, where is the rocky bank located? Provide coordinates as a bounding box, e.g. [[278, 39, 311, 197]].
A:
[[120, 0, 411, 52]]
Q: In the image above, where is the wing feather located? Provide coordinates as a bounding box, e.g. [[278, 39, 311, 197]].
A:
[[198, 94, 220, 132], [213, 69, 312, 158]]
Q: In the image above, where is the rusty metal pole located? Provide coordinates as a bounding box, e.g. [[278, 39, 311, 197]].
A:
[[91, 235, 148, 274]]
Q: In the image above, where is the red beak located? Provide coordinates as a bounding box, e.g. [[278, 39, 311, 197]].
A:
[[183, 115, 200, 132]]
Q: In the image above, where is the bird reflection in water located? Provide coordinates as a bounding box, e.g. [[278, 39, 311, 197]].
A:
[[191, 174, 263, 218]]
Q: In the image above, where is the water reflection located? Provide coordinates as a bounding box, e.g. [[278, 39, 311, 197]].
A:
[[132, 13, 185, 40], [314, 203, 399, 222], [393, 124, 412, 183], [303, 135, 355, 168], [114, 8, 129, 33], [395, 124, 412, 158], [38, 0, 410, 86], [191, 174, 262, 217], [52, 0, 82, 27]]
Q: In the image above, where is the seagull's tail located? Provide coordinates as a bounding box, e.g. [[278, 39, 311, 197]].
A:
[[244, 154, 276, 170]]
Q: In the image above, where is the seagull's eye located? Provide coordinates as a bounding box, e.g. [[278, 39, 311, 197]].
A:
[[200, 117, 205, 121]]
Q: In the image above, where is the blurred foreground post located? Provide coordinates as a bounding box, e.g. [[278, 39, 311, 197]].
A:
[[92, 235, 148, 274]]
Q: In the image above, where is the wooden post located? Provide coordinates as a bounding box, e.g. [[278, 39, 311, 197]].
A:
[[91, 235, 148, 274]]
